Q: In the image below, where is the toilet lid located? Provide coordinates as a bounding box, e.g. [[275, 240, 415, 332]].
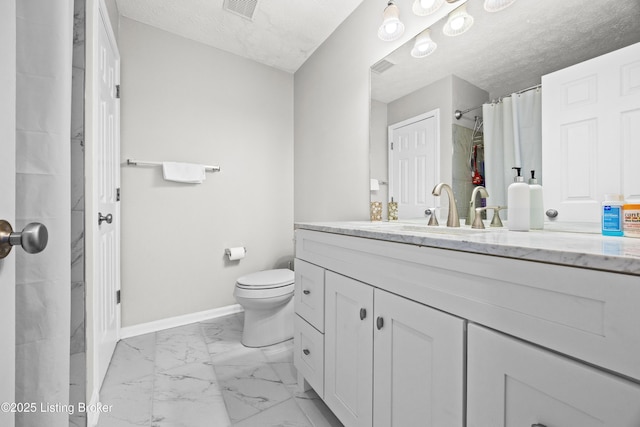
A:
[[236, 269, 294, 289]]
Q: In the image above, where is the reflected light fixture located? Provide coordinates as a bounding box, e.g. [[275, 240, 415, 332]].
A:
[[411, 28, 437, 58], [484, 0, 517, 12], [412, 0, 444, 16], [378, 1, 405, 42], [443, 4, 474, 36]]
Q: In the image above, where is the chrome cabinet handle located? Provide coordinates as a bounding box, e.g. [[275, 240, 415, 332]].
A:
[[360, 308, 367, 320], [303, 289, 311, 295], [377, 316, 384, 330], [302, 349, 310, 356], [98, 212, 113, 225], [0, 220, 48, 259], [546, 209, 558, 218]]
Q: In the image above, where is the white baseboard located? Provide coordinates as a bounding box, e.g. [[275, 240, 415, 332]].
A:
[[120, 304, 243, 339]]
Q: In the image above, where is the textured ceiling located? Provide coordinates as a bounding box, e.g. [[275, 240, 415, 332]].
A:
[[116, 0, 365, 73], [372, 0, 640, 103]]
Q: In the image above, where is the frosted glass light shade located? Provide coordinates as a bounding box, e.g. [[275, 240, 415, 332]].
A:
[[443, 4, 474, 36], [378, 2, 405, 41], [484, 0, 517, 12], [412, 0, 444, 16], [411, 29, 437, 58]]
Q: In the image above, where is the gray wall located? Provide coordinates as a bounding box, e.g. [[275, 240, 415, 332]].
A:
[[293, 2, 457, 222], [119, 17, 294, 327], [369, 99, 388, 218]]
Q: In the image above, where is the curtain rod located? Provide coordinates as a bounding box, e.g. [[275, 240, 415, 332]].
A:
[[454, 83, 542, 120], [126, 159, 221, 172]]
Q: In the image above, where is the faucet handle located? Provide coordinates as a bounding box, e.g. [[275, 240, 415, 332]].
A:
[[489, 206, 505, 228], [425, 208, 439, 226]]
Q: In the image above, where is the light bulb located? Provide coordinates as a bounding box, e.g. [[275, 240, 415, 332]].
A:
[[385, 22, 398, 34], [450, 16, 465, 31], [420, 0, 436, 8], [417, 43, 429, 52]]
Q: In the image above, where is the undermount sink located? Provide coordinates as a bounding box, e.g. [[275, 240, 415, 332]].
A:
[[362, 222, 491, 235]]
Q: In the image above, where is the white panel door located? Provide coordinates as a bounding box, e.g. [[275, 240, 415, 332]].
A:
[[92, 3, 121, 390], [0, 1, 16, 426], [389, 110, 440, 219], [467, 324, 640, 427], [324, 271, 373, 427], [373, 289, 465, 427], [542, 41, 640, 222]]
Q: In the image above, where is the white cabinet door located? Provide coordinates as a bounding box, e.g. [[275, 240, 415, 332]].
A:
[[468, 324, 640, 427], [373, 289, 465, 427], [542, 41, 640, 222], [324, 271, 373, 427]]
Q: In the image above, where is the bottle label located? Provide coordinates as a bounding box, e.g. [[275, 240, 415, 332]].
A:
[[603, 205, 622, 232]]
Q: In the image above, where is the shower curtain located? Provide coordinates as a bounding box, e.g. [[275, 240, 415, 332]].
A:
[[15, 1, 73, 427], [483, 88, 542, 216]]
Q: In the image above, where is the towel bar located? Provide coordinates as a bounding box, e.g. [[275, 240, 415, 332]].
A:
[[126, 159, 220, 172]]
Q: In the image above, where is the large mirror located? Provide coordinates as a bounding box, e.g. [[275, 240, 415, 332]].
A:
[[370, 0, 640, 222]]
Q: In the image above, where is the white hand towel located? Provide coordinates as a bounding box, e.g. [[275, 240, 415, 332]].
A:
[[162, 162, 206, 184]]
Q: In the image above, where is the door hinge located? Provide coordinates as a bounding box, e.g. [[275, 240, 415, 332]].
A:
[[116, 290, 121, 304], [116, 187, 121, 202], [390, 142, 394, 150], [115, 84, 120, 99]]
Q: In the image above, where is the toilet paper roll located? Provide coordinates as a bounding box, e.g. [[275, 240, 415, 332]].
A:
[[226, 247, 246, 261]]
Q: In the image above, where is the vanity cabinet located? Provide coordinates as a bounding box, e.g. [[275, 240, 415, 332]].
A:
[[467, 324, 640, 427], [294, 228, 640, 427]]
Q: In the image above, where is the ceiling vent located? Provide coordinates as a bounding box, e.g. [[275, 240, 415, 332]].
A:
[[223, 0, 258, 20], [371, 59, 395, 74]]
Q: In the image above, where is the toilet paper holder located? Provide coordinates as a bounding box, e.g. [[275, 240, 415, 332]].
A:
[[225, 247, 247, 256]]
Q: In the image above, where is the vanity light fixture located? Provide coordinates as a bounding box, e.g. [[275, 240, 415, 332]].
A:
[[443, 4, 474, 36], [484, 0, 517, 12], [378, 1, 405, 42], [412, 0, 444, 16], [411, 28, 437, 58]]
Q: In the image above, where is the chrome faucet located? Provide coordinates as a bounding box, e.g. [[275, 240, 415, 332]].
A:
[[466, 186, 489, 226], [432, 183, 459, 227]]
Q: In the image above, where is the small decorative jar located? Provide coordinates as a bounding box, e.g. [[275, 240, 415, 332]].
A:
[[370, 202, 382, 221], [388, 201, 398, 221]]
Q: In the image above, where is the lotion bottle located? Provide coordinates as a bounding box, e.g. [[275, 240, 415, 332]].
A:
[[508, 167, 530, 231], [529, 170, 544, 230]]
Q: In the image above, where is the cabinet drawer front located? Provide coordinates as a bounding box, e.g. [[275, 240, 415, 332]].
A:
[[468, 324, 640, 427], [293, 315, 324, 397], [294, 259, 325, 332]]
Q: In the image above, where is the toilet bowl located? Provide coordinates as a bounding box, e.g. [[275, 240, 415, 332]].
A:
[[233, 269, 295, 348]]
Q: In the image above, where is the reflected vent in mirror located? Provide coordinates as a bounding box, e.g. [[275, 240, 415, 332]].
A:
[[223, 0, 258, 20], [371, 59, 395, 74]]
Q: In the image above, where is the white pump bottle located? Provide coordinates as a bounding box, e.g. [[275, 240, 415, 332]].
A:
[[507, 167, 530, 231], [529, 170, 544, 230]]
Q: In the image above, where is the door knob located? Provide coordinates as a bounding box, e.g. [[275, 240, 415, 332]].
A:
[[0, 220, 49, 259], [98, 212, 113, 225]]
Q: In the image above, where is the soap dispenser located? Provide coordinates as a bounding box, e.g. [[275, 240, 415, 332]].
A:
[[508, 167, 530, 231], [529, 170, 544, 230]]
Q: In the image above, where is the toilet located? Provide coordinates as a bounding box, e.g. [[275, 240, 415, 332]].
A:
[[233, 269, 295, 348]]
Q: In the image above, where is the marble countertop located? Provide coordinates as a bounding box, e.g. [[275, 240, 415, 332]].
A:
[[295, 220, 640, 276]]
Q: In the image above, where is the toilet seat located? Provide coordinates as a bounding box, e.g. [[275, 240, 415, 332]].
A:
[[236, 269, 294, 290]]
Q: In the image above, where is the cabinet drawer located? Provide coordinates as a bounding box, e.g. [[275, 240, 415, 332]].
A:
[[294, 259, 325, 332], [294, 315, 324, 398], [468, 324, 640, 427]]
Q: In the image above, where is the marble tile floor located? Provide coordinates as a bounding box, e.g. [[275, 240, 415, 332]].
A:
[[97, 312, 343, 427]]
